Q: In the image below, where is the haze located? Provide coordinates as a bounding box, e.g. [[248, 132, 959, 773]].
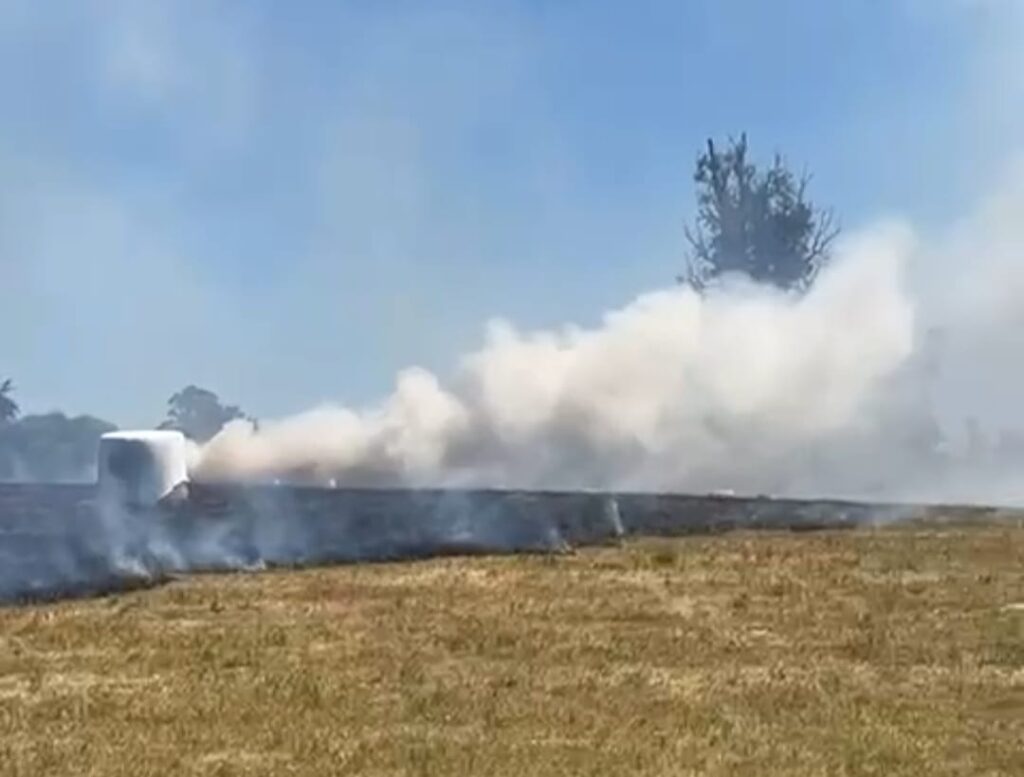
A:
[[3, 0, 1024, 500]]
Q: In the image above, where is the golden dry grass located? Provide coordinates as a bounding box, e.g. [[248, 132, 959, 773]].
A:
[[1, 525, 1022, 776]]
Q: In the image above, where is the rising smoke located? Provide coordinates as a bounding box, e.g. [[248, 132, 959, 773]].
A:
[[10, 215, 1024, 606], [187, 160, 1024, 505], [192, 165, 1024, 506], [191, 223, 926, 498]]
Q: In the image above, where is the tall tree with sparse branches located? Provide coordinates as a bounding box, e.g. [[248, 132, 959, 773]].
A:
[[0, 379, 19, 424], [682, 133, 839, 292]]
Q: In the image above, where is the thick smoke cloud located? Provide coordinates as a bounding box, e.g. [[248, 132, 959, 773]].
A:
[[188, 158, 1024, 505], [192, 223, 929, 498]]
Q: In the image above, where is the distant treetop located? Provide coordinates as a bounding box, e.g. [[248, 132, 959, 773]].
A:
[[682, 133, 839, 292], [159, 385, 247, 443]]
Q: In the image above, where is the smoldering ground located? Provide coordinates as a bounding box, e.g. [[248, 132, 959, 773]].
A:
[[0, 484, 585, 603], [5, 480, 970, 604]]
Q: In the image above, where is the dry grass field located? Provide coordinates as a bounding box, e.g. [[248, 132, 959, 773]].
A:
[[1, 524, 1022, 776]]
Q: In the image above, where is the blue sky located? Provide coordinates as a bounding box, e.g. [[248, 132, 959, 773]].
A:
[[2, 0, 1022, 427]]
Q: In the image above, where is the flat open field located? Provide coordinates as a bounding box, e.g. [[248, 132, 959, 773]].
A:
[[1, 524, 1022, 776]]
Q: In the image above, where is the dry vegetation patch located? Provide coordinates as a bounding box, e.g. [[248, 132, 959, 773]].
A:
[[1, 525, 1022, 776]]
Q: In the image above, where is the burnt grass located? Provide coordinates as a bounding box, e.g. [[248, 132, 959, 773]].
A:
[[0, 485, 1022, 775], [1, 482, 1020, 605]]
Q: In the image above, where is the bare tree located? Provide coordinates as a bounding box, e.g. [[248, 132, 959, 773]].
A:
[[0, 379, 19, 424], [682, 134, 839, 292]]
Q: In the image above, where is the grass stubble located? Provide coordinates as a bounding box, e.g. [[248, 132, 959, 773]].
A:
[[0, 523, 1022, 776]]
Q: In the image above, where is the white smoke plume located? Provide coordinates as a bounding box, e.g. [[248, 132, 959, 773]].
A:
[[189, 159, 1024, 504], [192, 222, 933, 498]]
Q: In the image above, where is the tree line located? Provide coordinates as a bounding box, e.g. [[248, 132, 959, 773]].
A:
[[1, 133, 839, 482], [0, 381, 249, 482]]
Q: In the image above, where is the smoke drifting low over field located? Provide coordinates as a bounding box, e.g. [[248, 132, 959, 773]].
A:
[[9, 178, 1024, 602], [190, 172, 1024, 506], [4, 482, 1006, 604], [194, 226, 917, 496]]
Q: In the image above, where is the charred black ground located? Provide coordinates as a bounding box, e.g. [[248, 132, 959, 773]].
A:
[[0, 483, 1018, 605]]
